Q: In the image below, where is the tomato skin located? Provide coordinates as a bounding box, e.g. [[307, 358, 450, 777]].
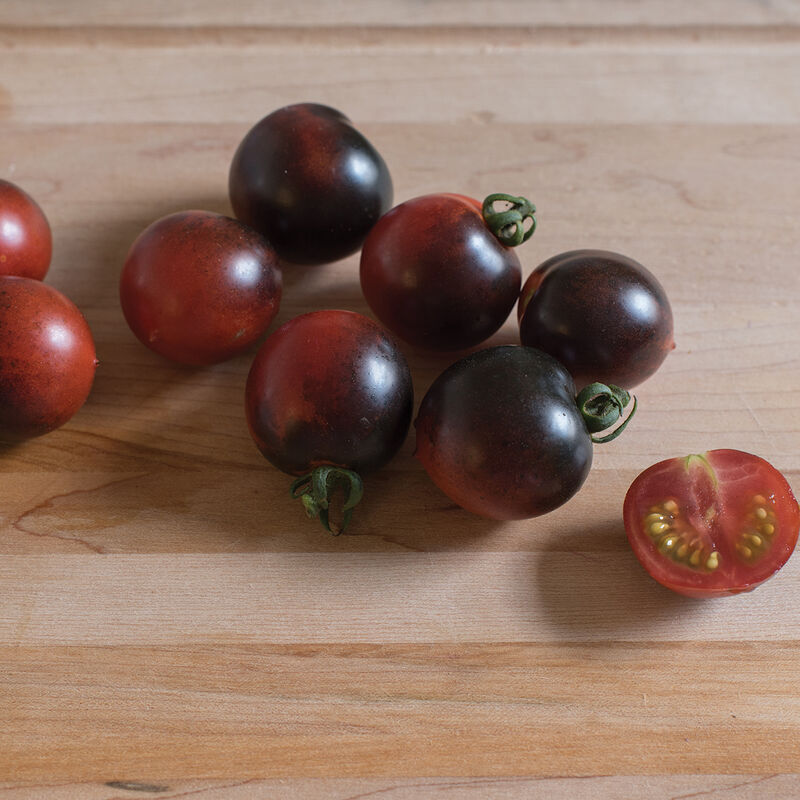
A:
[[518, 250, 674, 390], [119, 210, 281, 366], [0, 276, 97, 441], [360, 194, 522, 351], [0, 179, 52, 280], [245, 310, 413, 476], [229, 103, 393, 265], [624, 450, 800, 598], [415, 345, 592, 519]]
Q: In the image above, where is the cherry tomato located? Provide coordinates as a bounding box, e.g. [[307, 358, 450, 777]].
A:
[[0, 276, 97, 441], [518, 249, 674, 389], [415, 345, 635, 519], [360, 193, 535, 351], [229, 103, 393, 265], [120, 210, 282, 366], [624, 450, 799, 598], [0, 179, 52, 280], [245, 310, 413, 532]]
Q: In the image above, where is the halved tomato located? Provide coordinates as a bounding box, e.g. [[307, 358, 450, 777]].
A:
[[624, 450, 799, 597]]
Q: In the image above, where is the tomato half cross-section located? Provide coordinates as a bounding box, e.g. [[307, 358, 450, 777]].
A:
[[624, 450, 799, 597]]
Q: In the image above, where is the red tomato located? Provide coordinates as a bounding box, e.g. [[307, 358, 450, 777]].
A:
[[119, 210, 282, 365], [0, 276, 97, 441], [360, 193, 534, 351], [624, 450, 799, 597], [0, 179, 52, 280], [246, 310, 413, 532]]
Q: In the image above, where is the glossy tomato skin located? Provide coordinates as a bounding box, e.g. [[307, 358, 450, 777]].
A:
[[246, 310, 413, 476], [624, 450, 800, 598], [0, 179, 52, 280], [415, 345, 592, 519], [229, 103, 393, 265], [120, 210, 281, 366], [0, 276, 97, 441], [518, 249, 674, 390], [360, 194, 522, 351]]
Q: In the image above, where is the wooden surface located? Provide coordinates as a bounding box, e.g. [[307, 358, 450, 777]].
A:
[[2, 2, 800, 797]]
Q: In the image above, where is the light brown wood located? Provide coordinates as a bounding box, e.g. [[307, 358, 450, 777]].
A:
[[1, 2, 800, 796], [4, 1, 800, 28], [2, 31, 800, 125], [4, 643, 800, 781], [3, 553, 800, 643], [2, 775, 800, 800]]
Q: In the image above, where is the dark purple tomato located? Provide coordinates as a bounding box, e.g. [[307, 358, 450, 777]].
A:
[[0, 276, 97, 441], [360, 193, 535, 351], [245, 310, 413, 532], [518, 249, 674, 390], [0, 179, 52, 280], [229, 103, 393, 265], [415, 345, 634, 520], [119, 210, 282, 366]]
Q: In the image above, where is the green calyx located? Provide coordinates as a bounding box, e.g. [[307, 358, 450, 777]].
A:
[[290, 465, 364, 534], [482, 193, 537, 247], [576, 382, 637, 444]]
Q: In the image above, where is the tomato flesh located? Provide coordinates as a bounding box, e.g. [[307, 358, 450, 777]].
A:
[[624, 450, 799, 597]]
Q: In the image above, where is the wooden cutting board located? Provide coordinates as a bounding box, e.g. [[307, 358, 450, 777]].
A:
[[2, 2, 799, 797]]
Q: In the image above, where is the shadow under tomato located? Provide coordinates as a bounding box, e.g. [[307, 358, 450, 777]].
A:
[[177, 441, 507, 554], [531, 516, 702, 641], [0, 438, 25, 455], [347, 462, 505, 551], [275, 274, 372, 321]]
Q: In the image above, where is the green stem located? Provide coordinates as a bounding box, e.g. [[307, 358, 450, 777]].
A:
[[290, 466, 364, 534], [575, 382, 637, 443], [482, 193, 537, 246]]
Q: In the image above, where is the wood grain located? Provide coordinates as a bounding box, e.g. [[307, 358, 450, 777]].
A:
[[3, 553, 800, 644], [2, 32, 800, 125], [3, 643, 800, 781], [1, 776, 799, 800], [3, 0, 800, 28], [1, 1, 800, 795]]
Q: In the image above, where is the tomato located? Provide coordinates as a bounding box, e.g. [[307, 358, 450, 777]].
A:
[[0, 276, 97, 441], [120, 210, 281, 366], [229, 103, 393, 265], [360, 193, 535, 351], [0, 179, 52, 280], [624, 450, 800, 597], [245, 310, 413, 532], [414, 345, 634, 519], [518, 249, 674, 389]]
